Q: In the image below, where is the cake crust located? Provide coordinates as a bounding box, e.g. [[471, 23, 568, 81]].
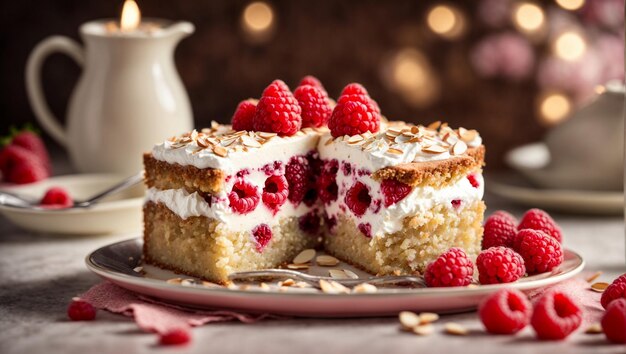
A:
[[144, 153, 225, 194]]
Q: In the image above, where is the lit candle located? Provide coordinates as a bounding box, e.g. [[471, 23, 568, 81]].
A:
[[120, 0, 141, 32]]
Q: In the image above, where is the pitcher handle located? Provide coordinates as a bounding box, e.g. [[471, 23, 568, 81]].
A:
[[25, 36, 85, 147]]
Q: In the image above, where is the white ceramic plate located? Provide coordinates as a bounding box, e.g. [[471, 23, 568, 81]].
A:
[[86, 238, 585, 317], [0, 174, 144, 235]]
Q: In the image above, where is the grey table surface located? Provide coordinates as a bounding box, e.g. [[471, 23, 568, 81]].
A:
[[1, 169, 625, 354]]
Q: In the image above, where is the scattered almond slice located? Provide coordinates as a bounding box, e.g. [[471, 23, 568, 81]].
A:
[[419, 312, 440, 324], [347, 135, 364, 144], [133, 266, 143, 273], [213, 146, 228, 157], [241, 135, 262, 148], [319, 279, 350, 294], [586, 271, 603, 283], [259, 282, 271, 291], [399, 311, 421, 329], [352, 283, 377, 294], [427, 121, 442, 130], [293, 249, 316, 264], [387, 148, 404, 155], [166, 278, 183, 285], [591, 282, 609, 292], [585, 323, 603, 334], [258, 132, 277, 139], [343, 269, 360, 279], [422, 145, 447, 154], [412, 324, 434, 336], [452, 141, 467, 155], [279, 279, 296, 287], [287, 263, 309, 270], [444, 322, 469, 336], [316, 255, 340, 266], [329, 269, 349, 279], [325, 137, 334, 146]]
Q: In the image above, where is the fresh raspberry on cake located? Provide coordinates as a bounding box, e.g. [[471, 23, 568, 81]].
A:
[[515, 229, 563, 274], [294, 84, 332, 128], [476, 247, 525, 284], [517, 208, 562, 243], [381, 179, 412, 207], [482, 211, 517, 249], [252, 224, 272, 252], [285, 155, 312, 205], [601, 274, 626, 309], [345, 181, 372, 216], [159, 329, 191, 346], [479, 288, 531, 334], [231, 99, 257, 131], [253, 80, 302, 135], [329, 100, 380, 138], [0, 144, 49, 184], [40, 187, 74, 208], [340, 83, 369, 96], [602, 298, 626, 343], [424, 248, 474, 287], [531, 291, 582, 340], [228, 180, 260, 214], [262, 175, 289, 213], [299, 75, 327, 95], [67, 298, 96, 321]]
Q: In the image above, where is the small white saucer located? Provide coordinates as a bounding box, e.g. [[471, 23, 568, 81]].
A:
[[0, 174, 144, 235]]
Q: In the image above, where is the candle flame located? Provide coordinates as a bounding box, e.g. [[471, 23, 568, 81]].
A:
[[120, 0, 141, 32]]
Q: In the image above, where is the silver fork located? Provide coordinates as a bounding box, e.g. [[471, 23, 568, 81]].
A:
[[228, 269, 425, 288]]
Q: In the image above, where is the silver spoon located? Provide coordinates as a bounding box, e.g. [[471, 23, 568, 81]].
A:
[[228, 269, 426, 288], [0, 172, 143, 210]]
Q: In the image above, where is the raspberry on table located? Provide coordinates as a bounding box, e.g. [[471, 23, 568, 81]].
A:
[[517, 208, 562, 243], [299, 75, 327, 94], [515, 229, 563, 274], [231, 99, 257, 131], [476, 247, 526, 284], [252, 224, 273, 252], [601, 275, 626, 309], [424, 248, 474, 287], [253, 80, 302, 135], [381, 179, 412, 207], [285, 155, 312, 206], [40, 187, 74, 208], [67, 298, 96, 321], [262, 175, 289, 213], [11, 130, 52, 174], [345, 182, 372, 217], [602, 298, 626, 344], [531, 291, 582, 340], [294, 84, 332, 128], [482, 212, 518, 249], [0, 144, 49, 184], [228, 180, 260, 214], [159, 328, 191, 346], [479, 288, 532, 334]]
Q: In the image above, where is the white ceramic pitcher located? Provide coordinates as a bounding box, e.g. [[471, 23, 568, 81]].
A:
[[26, 19, 195, 174]]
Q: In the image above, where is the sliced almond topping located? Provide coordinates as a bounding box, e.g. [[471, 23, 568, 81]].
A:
[[444, 322, 468, 336], [413, 324, 434, 336], [586, 271, 603, 283], [591, 282, 609, 292], [387, 148, 404, 155], [329, 269, 349, 279], [316, 255, 340, 266], [422, 145, 447, 154], [286, 263, 309, 270], [399, 311, 421, 329], [258, 132, 277, 139], [410, 126, 420, 134], [211, 120, 220, 129], [452, 141, 468, 155], [585, 323, 603, 334], [387, 128, 402, 136], [352, 283, 377, 293], [408, 137, 423, 144], [319, 279, 350, 294], [343, 269, 360, 279], [241, 135, 262, 148], [293, 249, 316, 264], [427, 121, 442, 130], [460, 128, 478, 142], [347, 135, 364, 144], [325, 137, 334, 146], [213, 146, 228, 157], [394, 135, 410, 144], [419, 312, 440, 324]]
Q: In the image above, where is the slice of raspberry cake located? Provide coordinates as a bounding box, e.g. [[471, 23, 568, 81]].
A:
[[142, 77, 485, 283]]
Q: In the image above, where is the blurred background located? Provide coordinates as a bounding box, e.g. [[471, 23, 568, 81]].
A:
[[0, 0, 624, 168]]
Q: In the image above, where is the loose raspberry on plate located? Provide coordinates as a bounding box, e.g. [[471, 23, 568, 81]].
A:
[[252, 223, 272, 252], [262, 175, 289, 213], [228, 180, 260, 214], [159, 328, 191, 346], [518, 208, 562, 243], [531, 291, 582, 340], [476, 247, 525, 284], [253, 80, 302, 135], [40, 187, 74, 208], [424, 247, 474, 287], [11, 130, 52, 174], [601, 275, 626, 309], [299, 211, 320, 235], [231, 99, 257, 131], [515, 229, 563, 274], [0, 144, 49, 184], [482, 212, 517, 249], [381, 179, 412, 207], [345, 182, 372, 217], [299, 75, 327, 95], [285, 156, 312, 206], [294, 84, 332, 128], [67, 298, 96, 321], [479, 288, 531, 334], [602, 298, 626, 343]]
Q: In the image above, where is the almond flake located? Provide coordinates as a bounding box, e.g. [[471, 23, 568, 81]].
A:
[[387, 128, 402, 136], [213, 146, 228, 157], [181, 279, 197, 286], [591, 282, 609, 292], [422, 145, 447, 154], [166, 278, 183, 285], [460, 128, 478, 142], [427, 121, 442, 130], [347, 135, 364, 144], [319, 279, 350, 294], [259, 282, 271, 290], [241, 135, 262, 148], [325, 137, 334, 146], [133, 266, 143, 273], [413, 324, 434, 336], [585, 323, 603, 334], [444, 323, 468, 336], [419, 312, 440, 324], [452, 141, 468, 155], [279, 279, 296, 287], [586, 271, 603, 283], [387, 148, 404, 155], [399, 311, 421, 329], [410, 126, 420, 134], [329, 269, 348, 279], [352, 283, 377, 293], [316, 255, 340, 266], [343, 269, 360, 279], [408, 137, 423, 144], [202, 281, 221, 288], [293, 249, 316, 264], [286, 263, 309, 270], [258, 132, 277, 139], [394, 135, 410, 144]]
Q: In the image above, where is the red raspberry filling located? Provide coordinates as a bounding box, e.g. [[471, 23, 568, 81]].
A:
[[482, 212, 518, 249], [262, 175, 289, 213], [299, 211, 320, 235], [451, 199, 462, 208], [381, 179, 412, 207], [531, 291, 582, 340], [228, 180, 260, 214], [479, 288, 531, 334], [231, 99, 257, 131], [40, 187, 74, 208], [424, 247, 474, 287], [253, 80, 302, 135], [476, 247, 526, 284], [252, 224, 272, 252], [358, 223, 372, 238], [345, 182, 371, 216], [518, 208, 563, 243], [159, 329, 191, 346], [602, 298, 626, 344], [515, 229, 563, 274], [285, 156, 312, 206], [67, 298, 96, 321], [467, 174, 480, 188]]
